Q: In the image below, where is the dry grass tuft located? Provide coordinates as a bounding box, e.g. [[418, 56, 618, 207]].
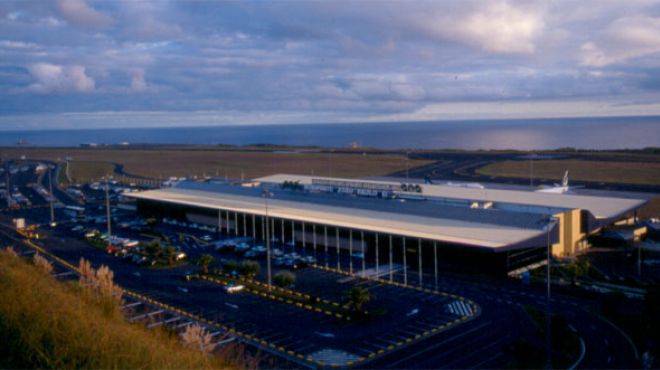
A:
[[5, 246, 18, 257], [78, 257, 123, 307], [181, 323, 216, 354], [32, 253, 53, 274]]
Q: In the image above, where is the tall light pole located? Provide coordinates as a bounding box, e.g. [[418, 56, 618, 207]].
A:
[[48, 164, 55, 226], [545, 216, 557, 369], [263, 188, 273, 291], [105, 177, 112, 244]]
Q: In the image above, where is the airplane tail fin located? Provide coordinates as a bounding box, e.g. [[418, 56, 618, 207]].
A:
[[561, 170, 569, 187]]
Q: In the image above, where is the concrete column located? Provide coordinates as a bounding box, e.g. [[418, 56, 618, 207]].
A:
[[302, 222, 306, 254], [418, 238, 423, 287], [403, 237, 407, 286], [218, 210, 222, 234], [281, 219, 285, 244], [375, 233, 379, 277], [313, 224, 317, 259], [361, 231, 366, 278], [252, 214, 256, 240], [234, 212, 238, 236], [261, 216, 265, 241], [291, 221, 295, 249], [336, 228, 340, 271], [434, 241, 438, 291], [324, 226, 329, 268], [243, 213, 247, 237], [389, 235, 393, 282], [271, 218, 275, 242], [226, 211, 230, 234], [349, 229, 353, 274]]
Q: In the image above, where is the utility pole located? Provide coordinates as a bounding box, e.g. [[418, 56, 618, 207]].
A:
[[545, 217, 556, 369], [530, 154, 534, 187], [406, 152, 410, 181], [635, 210, 641, 278], [105, 178, 112, 244], [48, 164, 55, 226], [263, 188, 272, 291]]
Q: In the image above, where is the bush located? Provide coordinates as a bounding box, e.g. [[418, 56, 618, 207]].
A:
[[273, 271, 295, 287], [223, 259, 238, 273], [239, 260, 260, 277]]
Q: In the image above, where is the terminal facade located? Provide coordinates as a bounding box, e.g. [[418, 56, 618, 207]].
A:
[[128, 174, 646, 275]]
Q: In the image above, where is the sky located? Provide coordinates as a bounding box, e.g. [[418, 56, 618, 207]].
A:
[[1, 0, 660, 130]]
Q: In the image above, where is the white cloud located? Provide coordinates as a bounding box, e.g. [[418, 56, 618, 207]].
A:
[[0, 40, 38, 49], [56, 0, 111, 29], [417, 1, 544, 54], [129, 68, 148, 92], [581, 16, 660, 66], [21, 63, 95, 94]]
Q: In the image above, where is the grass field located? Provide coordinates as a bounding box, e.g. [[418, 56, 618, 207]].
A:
[[477, 159, 660, 218], [477, 160, 660, 186], [0, 249, 241, 369], [3, 148, 430, 184]]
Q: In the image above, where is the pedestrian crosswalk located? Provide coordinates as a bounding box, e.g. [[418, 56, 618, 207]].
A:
[[308, 348, 362, 366], [446, 300, 473, 317]]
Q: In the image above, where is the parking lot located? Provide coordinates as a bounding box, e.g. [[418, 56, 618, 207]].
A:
[[39, 214, 479, 367], [2, 160, 641, 369]]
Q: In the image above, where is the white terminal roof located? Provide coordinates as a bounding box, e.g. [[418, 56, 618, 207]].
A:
[[128, 186, 547, 249], [256, 174, 647, 220]]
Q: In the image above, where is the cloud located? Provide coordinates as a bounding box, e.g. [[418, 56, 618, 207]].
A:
[[581, 15, 660, 66], [419, 1, 545, 54], [56, 0, 111, 29], [21, 63, 95, 94], [129, 68, 148, 92], [0, 0, 659, 126], [0, 40, 38, 49], [119, 2, 183, 40]]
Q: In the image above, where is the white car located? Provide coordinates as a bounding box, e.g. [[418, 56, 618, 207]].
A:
[[224, 284, 245, 293]]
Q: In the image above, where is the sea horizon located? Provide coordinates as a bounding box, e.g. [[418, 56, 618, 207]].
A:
[[1, 115, 659, 151]]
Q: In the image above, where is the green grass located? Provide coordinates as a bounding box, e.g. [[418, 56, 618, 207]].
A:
[[0, 249, 239, 369], [477, 159, 660, 186], [1, 147, 431, 182]]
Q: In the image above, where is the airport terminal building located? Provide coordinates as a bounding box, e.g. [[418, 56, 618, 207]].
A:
[[127, 174, 646, 274]]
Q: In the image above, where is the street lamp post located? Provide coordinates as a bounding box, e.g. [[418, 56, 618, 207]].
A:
[[105, 178, 112, 245], [48, 164, 55, 226], [263, 188, 273, 291], [545, 216, 557, 369]]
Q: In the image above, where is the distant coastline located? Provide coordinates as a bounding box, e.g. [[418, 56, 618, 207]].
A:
[[2, 116, 659, 150]]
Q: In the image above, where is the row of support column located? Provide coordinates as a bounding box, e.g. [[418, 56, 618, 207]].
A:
[[214, 209, 441, 290]]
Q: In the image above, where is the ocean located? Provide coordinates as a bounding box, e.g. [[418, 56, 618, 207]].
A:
[[1, 116, 659, 150]]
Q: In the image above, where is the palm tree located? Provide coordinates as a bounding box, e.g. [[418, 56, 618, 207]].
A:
[[165, 246, 176, 265], [345, 286, 370, 312], [197, 254, 214, 275]]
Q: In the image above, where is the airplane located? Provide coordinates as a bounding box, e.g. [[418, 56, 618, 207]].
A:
[[535, 170, 583, 194]]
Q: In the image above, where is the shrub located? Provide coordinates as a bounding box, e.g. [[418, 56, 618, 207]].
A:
[[239, 260, 260, 277], [223, 259, 238, 273], [273, 271, 295, 287]]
